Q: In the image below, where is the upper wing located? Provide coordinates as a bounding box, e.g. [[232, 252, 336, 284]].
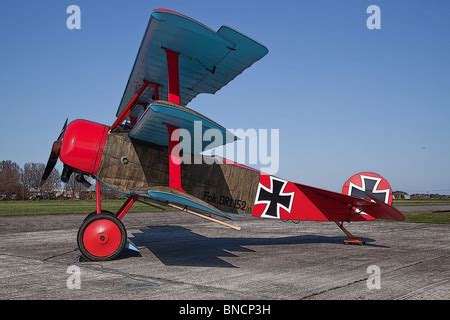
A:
[[116, 8, 268, 115]]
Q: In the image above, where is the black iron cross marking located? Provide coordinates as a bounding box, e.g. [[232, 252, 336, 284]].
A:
[[349, 177, 389, 203], [256, 177, 294, 218]]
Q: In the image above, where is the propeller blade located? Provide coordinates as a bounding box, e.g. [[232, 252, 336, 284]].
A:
[[40, 147, 58, 186], [57, 118, 68, 140], [40, 118, 68, 186]]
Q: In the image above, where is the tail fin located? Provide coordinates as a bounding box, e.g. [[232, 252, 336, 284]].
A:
[[342, 172, 393, 205]]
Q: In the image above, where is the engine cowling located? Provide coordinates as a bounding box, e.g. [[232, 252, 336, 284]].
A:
[[59, 119, 109, 176]]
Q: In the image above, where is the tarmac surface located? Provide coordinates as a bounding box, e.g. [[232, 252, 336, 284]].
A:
[[0, 211, 449, 300]]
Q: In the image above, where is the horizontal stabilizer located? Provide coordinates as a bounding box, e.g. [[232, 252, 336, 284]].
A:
[[296, 183, 405, 221], [361, 194, 405, 221]]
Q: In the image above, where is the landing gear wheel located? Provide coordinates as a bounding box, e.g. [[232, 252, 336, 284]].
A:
[[77, 213, 127, 261]]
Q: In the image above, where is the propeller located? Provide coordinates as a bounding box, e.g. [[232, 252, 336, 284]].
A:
[[40, 119, 68, 186]]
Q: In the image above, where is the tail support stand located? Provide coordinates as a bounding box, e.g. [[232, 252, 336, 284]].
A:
[[335, 222, 365, 245]]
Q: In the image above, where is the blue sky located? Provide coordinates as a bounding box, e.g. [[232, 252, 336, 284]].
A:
[[1, 0, 449, 194]]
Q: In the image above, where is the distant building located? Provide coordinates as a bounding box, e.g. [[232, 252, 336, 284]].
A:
[[393, 191, 410, 200], [28, 188, 62, 200], [0, 193, 17, 200]]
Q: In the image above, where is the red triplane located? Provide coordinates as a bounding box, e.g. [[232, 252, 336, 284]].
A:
[[41, 8, 404, 261]]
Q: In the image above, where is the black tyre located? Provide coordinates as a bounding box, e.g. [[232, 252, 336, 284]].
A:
[[82, 210, 114, 222]]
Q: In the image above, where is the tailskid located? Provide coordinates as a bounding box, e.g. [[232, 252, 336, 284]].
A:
[[335, 222, 365, 245]]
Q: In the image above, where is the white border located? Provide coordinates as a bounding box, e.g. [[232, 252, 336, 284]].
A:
[[254, 176, 295, 219], [348, 175, 390, 204]]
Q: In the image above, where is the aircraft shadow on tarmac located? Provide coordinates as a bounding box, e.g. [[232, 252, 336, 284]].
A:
[[128, 226, 384, 268]]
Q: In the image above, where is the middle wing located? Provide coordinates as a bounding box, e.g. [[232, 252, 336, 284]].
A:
[[129, 100, 237, 151]]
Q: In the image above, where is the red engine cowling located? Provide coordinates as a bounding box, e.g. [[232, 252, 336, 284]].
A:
[[59, 119, 109, 175]]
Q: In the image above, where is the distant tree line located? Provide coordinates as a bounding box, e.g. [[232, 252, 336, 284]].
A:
[[410, 193, 450, 200], [0, 160, 88, 200]]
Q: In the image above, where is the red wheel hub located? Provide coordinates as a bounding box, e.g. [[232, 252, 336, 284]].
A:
[[82, 219, 122, 257]]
